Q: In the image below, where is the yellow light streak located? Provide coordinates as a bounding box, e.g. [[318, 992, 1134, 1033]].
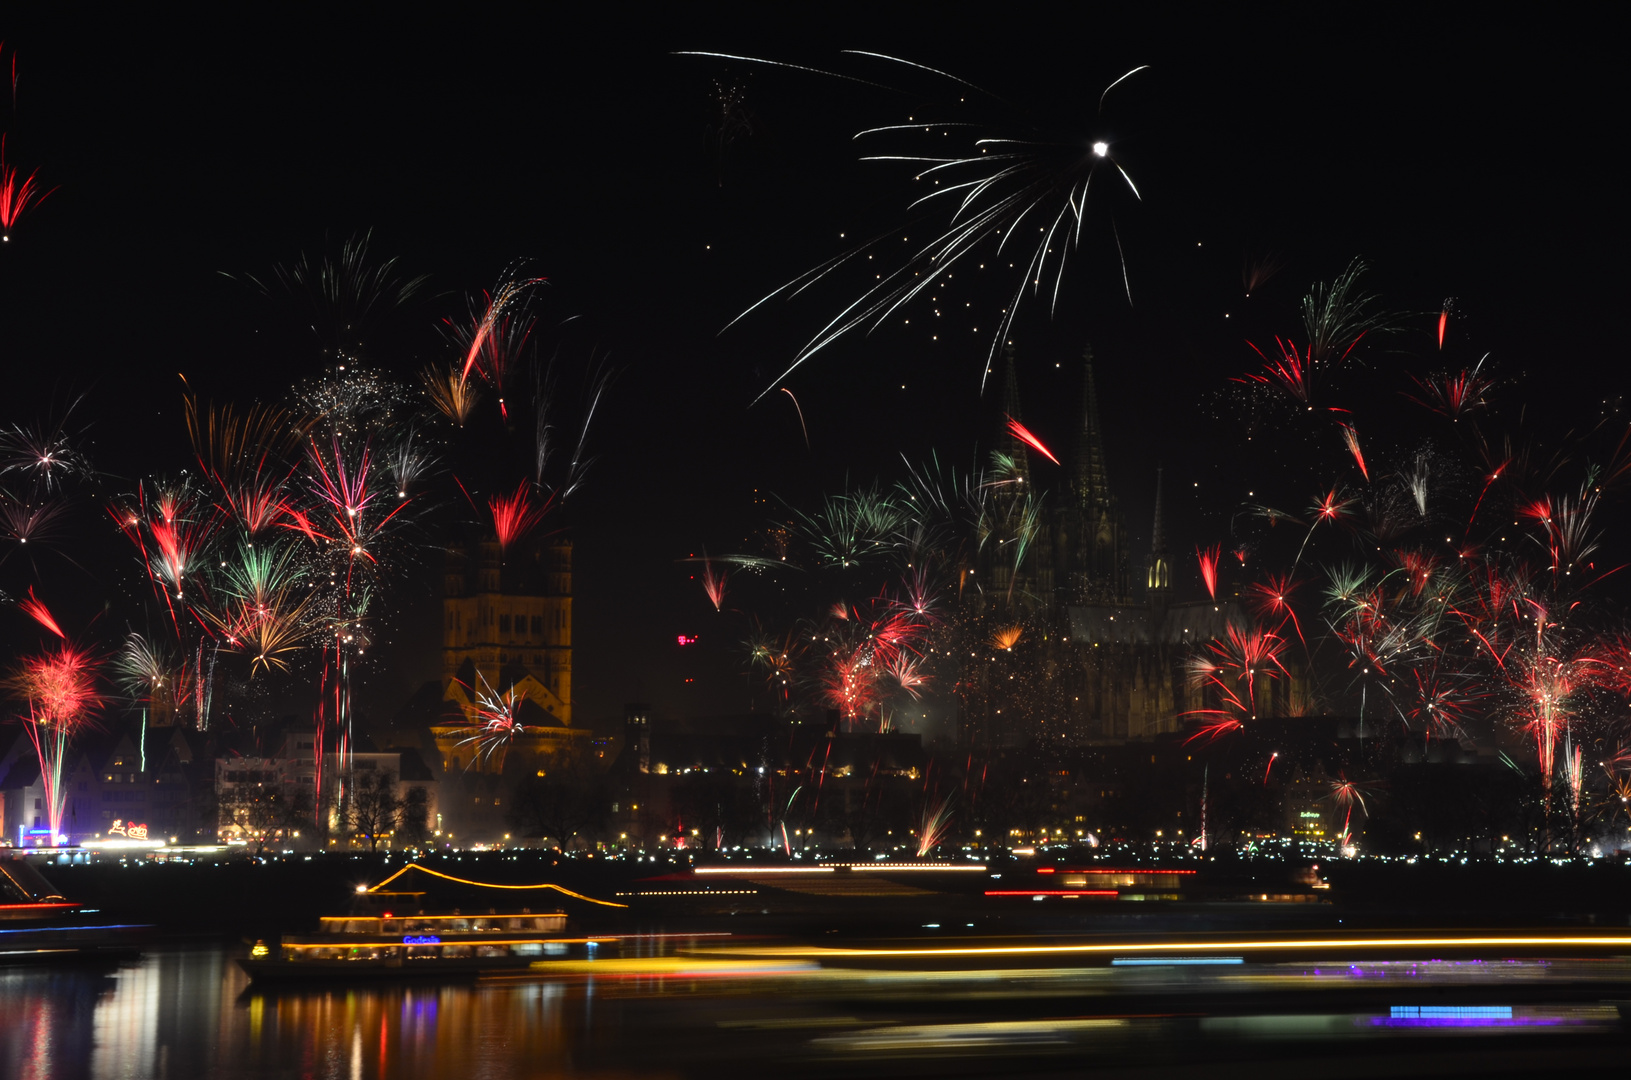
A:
[[365, 864, 627, 907], [747, 935, 1631, 959]]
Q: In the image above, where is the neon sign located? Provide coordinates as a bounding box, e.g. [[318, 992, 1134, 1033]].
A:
[[403, 935, 442, 945], [109, 820, 150, 840], [676, 634, 697, 646]]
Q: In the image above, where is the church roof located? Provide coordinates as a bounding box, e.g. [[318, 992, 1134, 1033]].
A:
[[1068, 600, 1246, 646]]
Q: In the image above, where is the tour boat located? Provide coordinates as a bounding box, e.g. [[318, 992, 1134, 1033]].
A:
[[238, 863, 625, 983]]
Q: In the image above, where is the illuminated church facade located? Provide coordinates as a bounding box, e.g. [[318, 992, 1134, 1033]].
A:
[[969, 345, 1266, 746], [430, 537, 591, 773]]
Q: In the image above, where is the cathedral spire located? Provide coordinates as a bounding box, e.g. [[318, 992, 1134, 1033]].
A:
[[1151, 464, 1167, 557], [1147, 465, 1171, 605], [995, 342, 1030, 483], [1074, 344, 1111, 508]]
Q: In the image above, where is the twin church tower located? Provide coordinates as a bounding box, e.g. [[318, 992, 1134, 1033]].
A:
[[970, 344, 1245, 745]]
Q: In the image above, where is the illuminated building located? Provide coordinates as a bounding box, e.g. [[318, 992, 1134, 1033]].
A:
[[431, 536, 590, 774], [970, 345, 1306, 745]]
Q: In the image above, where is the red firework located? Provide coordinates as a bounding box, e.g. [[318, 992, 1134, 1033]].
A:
[[1183, 714, 1245, 743], [1196, 544, 1220, 600], [1396, 549, 1439, 598], [8, 643, 100, 730], [1005, 416, 1061, 465], [0, 135, 54, 241], [489, 481, 547, 551], [1245, 573, 1305, 646], [457, 274, 547, 384], [19, 587, 64, 638], [1239, 338, 1310, 404], [1402, 668, 1483, 737], [1338, 422, 1369, 481], [701, 557, 727, 611], [1405, 363, 1494, 421]]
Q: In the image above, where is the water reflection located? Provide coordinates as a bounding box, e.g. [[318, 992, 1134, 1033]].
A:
[[3, 951, 585, 1080], [2, 946, 1629, 1078]]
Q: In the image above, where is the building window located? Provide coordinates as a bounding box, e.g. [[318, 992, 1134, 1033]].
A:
[[530, 614, 542, 635], [499, 614, 512, 634]]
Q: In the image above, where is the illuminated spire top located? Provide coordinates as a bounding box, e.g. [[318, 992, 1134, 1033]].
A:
[[996, 343, 1030, 484], [1075, 345, 1111, 508], [1151, 465, 1167, 556]]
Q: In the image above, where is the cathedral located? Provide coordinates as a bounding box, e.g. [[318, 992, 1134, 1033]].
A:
[[430, 536, 591, 773], [970, 345, 1248, 746]]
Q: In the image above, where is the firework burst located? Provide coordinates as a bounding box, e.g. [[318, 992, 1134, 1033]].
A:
[[686, 51, 1148, 393]]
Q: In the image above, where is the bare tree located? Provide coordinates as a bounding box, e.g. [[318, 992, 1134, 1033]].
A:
[[509, 756, 607, 849], [220, 784, 313, 856], [398, 785, 431, 849], [345, 770, 402, 852]]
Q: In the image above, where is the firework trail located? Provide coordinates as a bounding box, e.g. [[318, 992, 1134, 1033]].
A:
[[1239, 338, 1313, 405], [183, 396, 303, 536], [6, 637, 100, 840], [1405, 355, 1493, 421], [1242, 248, 1285, 296], [0, 134, 53, 242], [421, 360, 483, 426], [991, 625, 1022, 650], [19, 586, 63, 638], [1263, 751, 1279, 785], [695, 555, 728, 612], [1338, 423, 1368, 481], [916, 794, 955, 856], [237, 231, 426, 351], [781, 387, 811, 449], [1302, 258, 1392, 365], [1005, 417, 1060, 465], [0, 411, 90, 494], [1245, 572, 1305, 646], [489, 481, 547, 552], [453, 670, 530, 768], [1196, 544, 1220, 600], [685, 51, 1148, 394], [455, 268, 547, 385]]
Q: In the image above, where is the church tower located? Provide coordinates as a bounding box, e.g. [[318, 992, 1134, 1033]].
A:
[[1146, 466, 1172, 612], [983, 344, 1036, 605], [1070, 347, 1130, 604], [432, 535, 586, 773]]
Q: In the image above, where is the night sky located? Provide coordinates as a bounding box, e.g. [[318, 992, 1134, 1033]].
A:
[[0, 10, 1620, 737]]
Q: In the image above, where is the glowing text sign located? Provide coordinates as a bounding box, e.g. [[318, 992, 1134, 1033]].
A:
[[109, 820, 150, 840]]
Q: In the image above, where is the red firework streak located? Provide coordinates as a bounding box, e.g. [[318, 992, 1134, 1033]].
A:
[[19, 587, 64, 638], [1183, 714, 1244, 743], [1196, 544, 1220, 599], [701, 558, 727, 611], [1006, 416, 1061, 465], [489, 482, 547, 551], [10, 641, 101, 838], [1404, 362, 1494, 421], [1339, 423, 1369, 481], [0, 134, 55, 241], [1437, 308, 1448, 349], [1238, 338, 1311, 404], [1263, 752, 1279, 785], [1245, 573, 1305, 647]]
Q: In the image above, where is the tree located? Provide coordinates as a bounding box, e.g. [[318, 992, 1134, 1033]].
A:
[[219, 783, 313, 856], [398, 785, 431, 849], [509, 756, 607, 849], [345, 769, 402, 852]]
